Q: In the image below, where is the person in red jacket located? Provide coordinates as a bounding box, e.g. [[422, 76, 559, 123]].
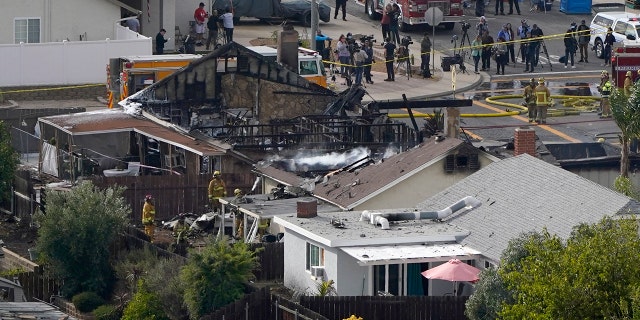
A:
[[194, 2, 209, 46]]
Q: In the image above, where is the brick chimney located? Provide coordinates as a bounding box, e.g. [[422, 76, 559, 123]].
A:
[[514, 127, 536, 156], [297, 199, 318, 218]]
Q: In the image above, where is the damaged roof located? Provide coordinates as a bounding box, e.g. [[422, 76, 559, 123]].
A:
[[313, 137, 466, 210], [38, 109, 226, 156], [416, 154, 640, 262]]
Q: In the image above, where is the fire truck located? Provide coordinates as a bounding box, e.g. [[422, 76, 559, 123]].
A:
[[107, 54, 203, 108], [355, 0, 463, 31], [611, 43, 640, 88]]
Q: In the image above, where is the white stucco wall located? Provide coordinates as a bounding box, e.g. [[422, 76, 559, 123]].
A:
[[354, 153, 496, 211], [335, 249, 371, 296], [0, 0, 122, 44]]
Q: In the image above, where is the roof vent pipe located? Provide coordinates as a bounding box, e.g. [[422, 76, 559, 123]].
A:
[[360, 196, 481, 229]]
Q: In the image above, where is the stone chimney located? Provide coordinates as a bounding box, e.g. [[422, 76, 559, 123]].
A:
[[277, 24, 299, 73], [514, 127, 536, 156], [297, 199, 318, 218]]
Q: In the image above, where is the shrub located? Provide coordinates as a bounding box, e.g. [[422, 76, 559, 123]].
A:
[[72, 291, 105, 313], [122, 280, 170, 320], [93, 304, 122, 320]]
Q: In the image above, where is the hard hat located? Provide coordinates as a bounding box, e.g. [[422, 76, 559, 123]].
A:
[[538, 77, 545, 83], [627, 71, 633, 77], [601, 70, 608, 75], [597, 137, 605, 143], [530, 78, 536, 84], [213, 170, 221, 177], [234, 188, 242, 196], [145, 194, 153, 201]]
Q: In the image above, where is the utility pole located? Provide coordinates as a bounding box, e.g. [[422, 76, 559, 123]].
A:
[[311, 0, 319, 50]]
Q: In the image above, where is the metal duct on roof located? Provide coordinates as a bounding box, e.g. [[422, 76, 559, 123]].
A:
[[360, 196, 482, 229]]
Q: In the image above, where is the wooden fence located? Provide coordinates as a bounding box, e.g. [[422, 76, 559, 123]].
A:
[[300, 295, 469, 320], [91, 172, 254, 222], [16, 266, 60, 302], [250, 242, 284, 282]]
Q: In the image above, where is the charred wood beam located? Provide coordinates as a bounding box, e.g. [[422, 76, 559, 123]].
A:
[[370, 99, 473, 110], [271, 91, 336, 96]]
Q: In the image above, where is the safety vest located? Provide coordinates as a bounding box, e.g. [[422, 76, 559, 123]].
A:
[[535, 85, 550, 106], [601, 81, 612, 97]]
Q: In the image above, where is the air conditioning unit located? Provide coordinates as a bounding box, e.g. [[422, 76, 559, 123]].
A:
[[310, 266, 325, 279]]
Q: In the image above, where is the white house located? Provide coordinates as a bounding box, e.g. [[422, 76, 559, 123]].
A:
[[273, 154, 640, 297]]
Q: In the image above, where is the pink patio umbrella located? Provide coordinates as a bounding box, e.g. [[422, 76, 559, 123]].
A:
[[421, 259, 481, 296]]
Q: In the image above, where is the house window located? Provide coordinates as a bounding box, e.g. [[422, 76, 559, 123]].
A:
[[306, 243, 324, 271], [374, 264, 404, 296], [15, 18, 40, 43]]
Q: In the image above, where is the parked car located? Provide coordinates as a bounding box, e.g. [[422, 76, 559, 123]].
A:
[[590, 12, 640, 58], [212, 0, 331, 26]]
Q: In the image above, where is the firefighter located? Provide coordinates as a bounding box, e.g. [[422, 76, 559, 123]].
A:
[[208, 170, 227, 212], [597, 71, 611, 117], [141, 195, 156, 242], [534, 77, 551, 124], [524, 78, 538, 123], [624, 70, 634, 96], [232, 188, 245, 239], [600, 80, 613, 118]]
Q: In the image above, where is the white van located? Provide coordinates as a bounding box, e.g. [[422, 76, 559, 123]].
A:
[[590, 12, 640, 58]]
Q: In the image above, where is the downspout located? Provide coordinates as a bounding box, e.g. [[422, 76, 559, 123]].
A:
[[360, 196, 482, 229]]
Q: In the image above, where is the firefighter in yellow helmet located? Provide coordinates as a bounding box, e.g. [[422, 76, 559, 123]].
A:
[[232, 188, 245, 239], [523, 78, 538, 123], [208, 170, 227, 212], [141, 194, 156, 242], [624, 70, 634, 96], [600, 79, 613, 118], [534, 77, 551, 124]]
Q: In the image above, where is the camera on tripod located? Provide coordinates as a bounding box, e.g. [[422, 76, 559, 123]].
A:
[[360, 34, 376, 43], [401, 36, 413, 47], [451, 34, 458, 43], [460, 21, 471, 32]]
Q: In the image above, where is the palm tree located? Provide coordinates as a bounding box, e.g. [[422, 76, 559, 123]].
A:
[[610, 83, 640, 179]]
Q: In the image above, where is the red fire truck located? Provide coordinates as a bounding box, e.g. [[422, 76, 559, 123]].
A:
[[611, 43, 640, 88], [355, 0, 463, 31]]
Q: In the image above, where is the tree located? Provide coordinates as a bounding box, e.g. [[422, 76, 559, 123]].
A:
[[0, 121, 19, 205], [180, 237, 259, 319], [499, 217, 640, 319], [610, 84, 640, 178], [35, 181, 129, 297], [465, 231, 545, 320]]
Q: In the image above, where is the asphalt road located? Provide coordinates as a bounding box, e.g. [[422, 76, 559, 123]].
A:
[[341, 1, 609, 71]]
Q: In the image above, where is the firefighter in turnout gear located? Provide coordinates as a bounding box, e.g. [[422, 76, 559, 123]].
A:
[[524, 78, 538, 123], [534, 77, 551, 124], [208, 171, 227, 212], [142, 195, 156, 241], [624, 70, 634, 96], [600, 79, 613, 118]]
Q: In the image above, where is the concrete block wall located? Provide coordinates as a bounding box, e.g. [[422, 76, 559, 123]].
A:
[[1, 85, 106, 101]]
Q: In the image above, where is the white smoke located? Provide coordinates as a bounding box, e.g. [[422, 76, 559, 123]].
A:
[[294, 147, 370, 168]]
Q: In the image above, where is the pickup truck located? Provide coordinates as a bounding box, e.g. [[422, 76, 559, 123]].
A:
[[212, 0, 331, 26], [589, 12, 640, 59]]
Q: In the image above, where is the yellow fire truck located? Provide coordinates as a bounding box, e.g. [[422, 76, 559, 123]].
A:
[[107, 54, 203, 108]]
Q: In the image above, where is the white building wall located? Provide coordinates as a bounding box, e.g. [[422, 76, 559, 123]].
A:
[[0, 0, 121, 44], [0, 37, 151, 86], [355, 154, 495, 211], [335, 249, 371, 296]]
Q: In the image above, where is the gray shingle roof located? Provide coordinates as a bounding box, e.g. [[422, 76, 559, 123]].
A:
[[416, 154, 640, 262]]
